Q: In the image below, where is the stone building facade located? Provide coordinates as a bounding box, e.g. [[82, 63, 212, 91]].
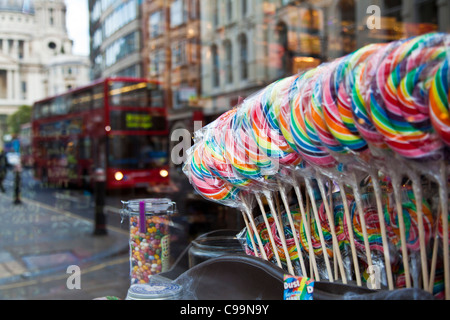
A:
[[0, 0, 90, 141]]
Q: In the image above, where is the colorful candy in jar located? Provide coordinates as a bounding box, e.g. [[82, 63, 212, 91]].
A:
[[129, 214, 171, 284]]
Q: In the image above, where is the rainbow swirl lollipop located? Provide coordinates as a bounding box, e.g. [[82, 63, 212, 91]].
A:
[[271, 216, 300, 263], [186, 142, 240, 204], [369, 33, 448, 160], [220, 108, 265, 181], [309, 60, 348, 154], [248, 79, 302, 168], [430, 58, 450, 147], [245, 215, 276, 260], [236, 99, 278, 175], [383, 188, 434, 252], [326, 193, 352, 250], [259, 75, 303, 166], [350, 39, 410, 151], [202, 111, 254, 188], [346, 193, 385, 255], [323, 44, 385, 154], [290, 67, 337, 168], [351, 63, 388, 150], [298, 199, 334, 258], [279, 74, 304, 154]]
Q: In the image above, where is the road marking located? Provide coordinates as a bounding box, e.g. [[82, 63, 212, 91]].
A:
[[0, 255, 129, 290]]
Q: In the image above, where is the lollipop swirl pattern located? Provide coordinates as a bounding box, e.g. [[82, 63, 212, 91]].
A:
[[184, 33, 450, 294], [383, 189, 434, 252], [370, 33, 448, 160]]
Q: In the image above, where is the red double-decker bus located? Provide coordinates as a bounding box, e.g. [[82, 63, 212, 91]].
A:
[[31, 77, 170, 189]]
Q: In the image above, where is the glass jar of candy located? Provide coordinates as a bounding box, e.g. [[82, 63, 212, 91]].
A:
[[121, 198, 176, 285]]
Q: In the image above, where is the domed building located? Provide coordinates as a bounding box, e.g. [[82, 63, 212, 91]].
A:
[[0, 0, 90, 140]]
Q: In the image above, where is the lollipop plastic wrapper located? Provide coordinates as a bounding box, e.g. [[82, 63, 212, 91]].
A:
[[182, 32, 450, 297], [382, 185, 434, 287], [183, 141, 241, 209], [369, 33, 448, 162], [235, 95, 279, 176]]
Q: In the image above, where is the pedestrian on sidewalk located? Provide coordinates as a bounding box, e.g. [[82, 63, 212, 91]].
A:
[[0, 148, 6, 193]]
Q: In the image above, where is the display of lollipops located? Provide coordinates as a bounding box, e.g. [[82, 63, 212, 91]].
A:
[[183, 32, 450, 299]]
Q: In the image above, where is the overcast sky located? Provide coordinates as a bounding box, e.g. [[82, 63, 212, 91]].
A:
[[65, 0, 89, 56]]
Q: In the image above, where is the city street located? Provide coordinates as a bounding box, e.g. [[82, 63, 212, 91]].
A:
[[0, 168, 129, 299], [0, 166, 242, 300], [0, 168, 196, 300]]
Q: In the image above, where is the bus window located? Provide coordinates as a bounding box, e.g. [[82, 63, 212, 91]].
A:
[[41, 103, 50, 118], [71, 91, 92, 113], [32, 103, 41, 120], [93, 84, 104, 109], [52, 97, 68, 115], [108, 135, 168, 170], [108, 81, 149, 107], [149, 88, 164, 108]]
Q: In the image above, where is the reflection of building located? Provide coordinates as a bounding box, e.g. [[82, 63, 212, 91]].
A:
[[90, 0, 203, 170], [142, 0, 203, 168], [87, 0, 447, 169], [0, 0, 90, 142], [199, 0, 448, 120], [45, 54, 90, 97], [200, 0, 324, 121], [89, 0, 142, 79], [325, 0, 450, 58]]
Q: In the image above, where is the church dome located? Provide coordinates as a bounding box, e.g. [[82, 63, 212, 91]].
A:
[[0, 0, 34, 14]]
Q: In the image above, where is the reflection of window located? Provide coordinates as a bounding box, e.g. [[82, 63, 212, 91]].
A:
[[384, 0, 402, 19], [104, 0, 137, 37], [172, 41, 187, 68], [171, 0, 186, 28], [211, 44, 219, 87], [93, 29, 102, 49], [241, 0, 247, 17], [188, 38, 199, 64], [150, 49, 166, 76], [417, 0, 438, 25], [275, 21, 289, 75], [18, 40, 24, 59], [173, 89, 182, 110], [224, 40, 233, 84], [213, 1, 219, 27], [149, 10, 165, 38], [239, 34, 248, 80], [188, 0, 198, 20], [91, 0, 101, 22], [21, 81, 26, 100], [226, 0, 232, 23], [105, 31, 139, 67]]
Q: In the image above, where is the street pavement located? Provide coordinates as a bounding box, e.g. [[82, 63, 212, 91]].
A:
[[0, 186, 132, 300], [0, 167, 243, 300]]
